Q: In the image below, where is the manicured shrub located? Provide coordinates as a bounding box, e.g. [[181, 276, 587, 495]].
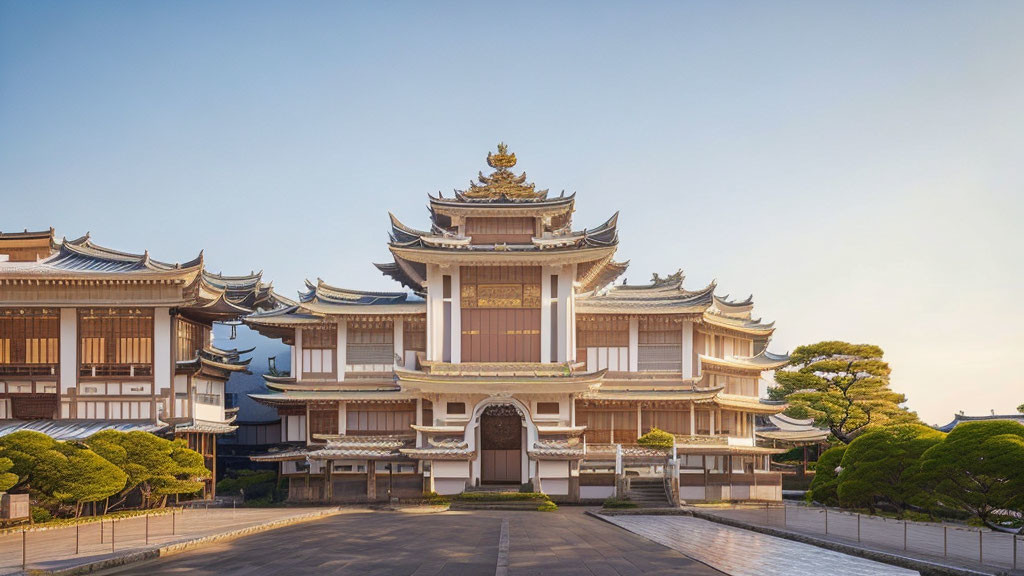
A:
[[537, 500, 558, 512], [637, 427, 674, 450], [455, 492, 549, 501], [836, 424, 944, 514], [920, 420, 1024, 530], [30, 506, 52, 524], [421, 491, 450, 505], [217, 470, 281, 502], [806, 445, 846, 506]]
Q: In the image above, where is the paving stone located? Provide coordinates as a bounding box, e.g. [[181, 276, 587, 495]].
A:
[[602, 514, 920, 576]]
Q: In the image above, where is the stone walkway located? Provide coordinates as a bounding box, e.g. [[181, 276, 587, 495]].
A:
[[0, 507, 340, 575], [599, 514, 920, 576]]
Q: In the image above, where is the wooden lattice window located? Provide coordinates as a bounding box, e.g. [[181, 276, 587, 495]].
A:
[[638, 316, 682, 371], [403, 317, 426, 352], [175, 318, 206, 362], [465, 217, 536, 244], [345, 403, 415, 433], [309, 408, 339, 437], [302, 324, 337, 375], [576, 316, 629, 347], [0, 308, 59, 376], [346, 320, 393, 366], [577, 407, 638, 444], [78, 308, 153, 378]]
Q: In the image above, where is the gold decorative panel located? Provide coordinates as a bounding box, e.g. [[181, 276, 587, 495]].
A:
[[477, 284, 523, 308], [523, 285, 541, 308]]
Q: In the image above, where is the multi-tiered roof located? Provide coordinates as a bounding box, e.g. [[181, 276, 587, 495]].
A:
[[376, 144, 628, 293], [0, 228, 275, 378]]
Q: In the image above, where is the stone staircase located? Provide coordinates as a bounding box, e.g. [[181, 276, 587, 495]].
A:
[[626, 477, 672, 508]]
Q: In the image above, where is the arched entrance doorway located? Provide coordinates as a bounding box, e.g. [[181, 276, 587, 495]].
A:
[[479, 404, 524, 484]]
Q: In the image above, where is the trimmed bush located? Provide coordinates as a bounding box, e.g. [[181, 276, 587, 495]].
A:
[[455, 492, 549, 502], [537, 500, 558, 512], [637, 427, 674, 450], [421, 491, 450, 505], [30, 506, 52, 524]]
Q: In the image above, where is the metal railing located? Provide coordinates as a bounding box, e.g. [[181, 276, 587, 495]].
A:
[[704, 503, 1021, 571]]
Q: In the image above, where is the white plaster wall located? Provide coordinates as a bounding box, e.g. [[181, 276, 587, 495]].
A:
[[628, 316, 639, 372], [59, 308, 77, 394], [153, 307, 171, 401], [336, 320, 346, 381], [580, 486, 615, 500], [679, 486, 706, 501], [294, 328, 303, 379], [557, 266, 573, 362], [425, 264, 445, 362], [450, 267, 461, 363], [538, 460, 569, 478], [434, 478, 467, 495], [433, 460, 470, 477], [681, 320, 694, 378], [283, 414, 306, 442], [543, 478, 569, 496], [540, 266, 552, 363], [393, 317, 403, 367]]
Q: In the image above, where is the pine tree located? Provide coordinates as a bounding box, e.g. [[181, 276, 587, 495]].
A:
[[770, 341, 918, 443]]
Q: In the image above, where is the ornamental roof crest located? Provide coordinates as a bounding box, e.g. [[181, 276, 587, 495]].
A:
[[457, 143, 549, 201]]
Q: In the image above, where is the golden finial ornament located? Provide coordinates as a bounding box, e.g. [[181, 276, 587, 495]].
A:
[[458, 143, 548, 201], [487, 142, 517, 169]]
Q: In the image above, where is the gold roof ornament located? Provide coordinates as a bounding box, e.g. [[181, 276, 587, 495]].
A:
[[458, 142, 549, 201], [487, 142, 517, 169]]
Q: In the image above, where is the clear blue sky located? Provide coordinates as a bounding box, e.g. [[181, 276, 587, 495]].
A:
[[2, 1, 1022, 424]]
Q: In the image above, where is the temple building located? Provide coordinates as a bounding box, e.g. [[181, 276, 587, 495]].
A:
[[0, 229, 275, 495], [245, 144, 790, 504]]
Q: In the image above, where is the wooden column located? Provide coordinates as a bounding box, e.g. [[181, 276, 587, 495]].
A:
[[366, 461, 376, 502]]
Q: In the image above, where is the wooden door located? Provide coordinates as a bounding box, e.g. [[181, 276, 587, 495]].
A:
[[480, 408, 523, 484]]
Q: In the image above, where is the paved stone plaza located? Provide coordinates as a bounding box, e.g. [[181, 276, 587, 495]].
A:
[[90, 507, 932, 576], [105, 508, 723, 576], [602, 514, 919, 576]]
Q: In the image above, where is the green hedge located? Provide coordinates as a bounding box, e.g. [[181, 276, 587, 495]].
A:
[[454, 491, 549, 502]]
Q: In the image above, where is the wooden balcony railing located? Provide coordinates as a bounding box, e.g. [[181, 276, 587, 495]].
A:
[[80, 364, 153, 378], [0, 364, 58, 377]]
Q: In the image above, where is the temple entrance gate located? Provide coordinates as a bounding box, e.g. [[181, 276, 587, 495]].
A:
[[479, 404, 524, 484]]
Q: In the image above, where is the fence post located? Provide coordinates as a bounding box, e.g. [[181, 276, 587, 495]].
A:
[[76, 523, 80, 555], [100, 519, 104, 544], [145, 514, 149, 545], [979, 529, 982, 564], [903, 520, 907, 551], [22, 529, 27, 570], [857, 513, 861, 542], [172, 509, 176, 535], [824, 507, 828, 534], [783, 502, 787, 527], [111, 519, 115, 553], [1013, 534, 1017, 570], [943, 525, 947, 558]]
